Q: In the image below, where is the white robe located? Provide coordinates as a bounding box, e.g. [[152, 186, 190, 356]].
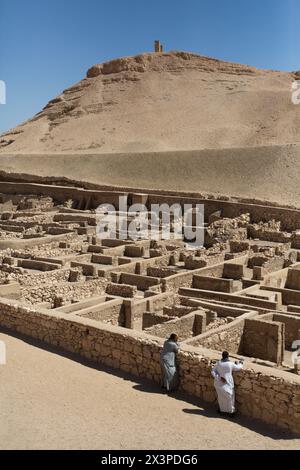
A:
[[211, 360, 243, 414]]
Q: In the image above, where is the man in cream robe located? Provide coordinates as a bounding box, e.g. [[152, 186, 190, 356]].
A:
[[212, 351, 243, 415]]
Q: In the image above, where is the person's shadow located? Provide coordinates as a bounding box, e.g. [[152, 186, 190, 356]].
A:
[[3, 326, 298, 442], [133, 381, 299, 440]]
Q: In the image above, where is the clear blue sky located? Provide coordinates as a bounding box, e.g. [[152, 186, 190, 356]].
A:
[[0, 0, 299, 134]]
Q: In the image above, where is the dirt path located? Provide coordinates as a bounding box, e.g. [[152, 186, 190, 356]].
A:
[[0, 331, 299, 450]]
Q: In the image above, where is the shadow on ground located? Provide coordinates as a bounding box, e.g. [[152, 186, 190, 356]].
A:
[[1, 326, 298, 442]]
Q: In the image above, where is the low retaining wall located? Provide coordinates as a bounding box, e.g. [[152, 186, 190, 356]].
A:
[[0, 298, 300, 434]]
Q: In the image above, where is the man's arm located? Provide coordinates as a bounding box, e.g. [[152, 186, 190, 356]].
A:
[[232, 361, 244, 372]]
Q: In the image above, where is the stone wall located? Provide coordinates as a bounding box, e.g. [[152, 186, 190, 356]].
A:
[[0, 298, 299, 433], [78, 299, 126, 326], [17, 259, 61, 272], [119, 273, 161, 291], [180, 296, 250, 318], [248, 226, 291, 243], [193, 275, 242, 293], [2, 177, 300, 230], [272, 313, 300, 349], [223, 262, 247, 280], [124, 245, 145, 258], [142, 312, 174, 329], [242, 319, 284, 365], [136, 254, 170, 275], [14, 268, 107, 305], [147, 266, 178, 278], [0, 282, 21, 299], [179, 287, 278, 310], [106, 283, 137, 298], [145, 311, 206, 341], [162, 261, 226, 292], [286, 269, 300, 290], [163, 305, 196, 318], [188, 315, 248, 353]]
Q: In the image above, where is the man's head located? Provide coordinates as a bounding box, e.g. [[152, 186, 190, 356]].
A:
[[169, 333, 179, 343], [222, 351, 229, 361]]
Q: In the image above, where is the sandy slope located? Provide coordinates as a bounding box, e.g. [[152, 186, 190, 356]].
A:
[[1, 331, 299, 450], [1, 51, 300, 154], [1, 143, 300, 208]]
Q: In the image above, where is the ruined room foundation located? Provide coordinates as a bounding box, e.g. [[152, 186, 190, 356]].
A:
[[0, 179, 300, 434]]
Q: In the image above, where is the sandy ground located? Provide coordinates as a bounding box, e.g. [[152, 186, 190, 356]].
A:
[[1, 144, 300, 208], [0, 331, 300, 450]]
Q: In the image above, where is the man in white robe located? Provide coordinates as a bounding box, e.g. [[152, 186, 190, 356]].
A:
[[211, 351, 243, 416]]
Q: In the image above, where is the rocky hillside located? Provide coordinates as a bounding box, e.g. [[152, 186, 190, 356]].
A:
[[1, 51, 299, 153]]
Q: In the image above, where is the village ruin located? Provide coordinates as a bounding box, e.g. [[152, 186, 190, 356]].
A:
[[0, 178, 300, 434]]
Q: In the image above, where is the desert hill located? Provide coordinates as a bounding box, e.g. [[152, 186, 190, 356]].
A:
[[1, 51, 299, 154]]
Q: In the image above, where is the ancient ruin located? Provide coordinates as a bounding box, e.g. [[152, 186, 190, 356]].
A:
[[2, 38, 300, 444], [154, 40, 164, 53], [0, 178, 300, 434]]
